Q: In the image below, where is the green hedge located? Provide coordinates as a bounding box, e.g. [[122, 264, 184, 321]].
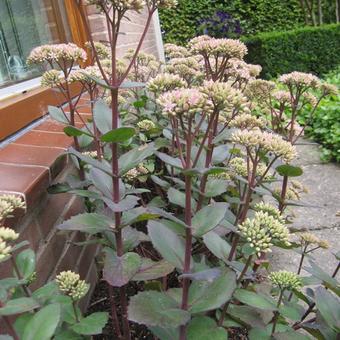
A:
[[244, 24, 340, 79], [159, 0, 305, 45]]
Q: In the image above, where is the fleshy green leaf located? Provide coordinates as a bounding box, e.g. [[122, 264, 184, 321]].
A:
[[132, 259, 175, 281], [167, 187, 197, 210], [276, 165, 303, 177], [148, 220, 188, 270], [204, 179, 229, 197], [192, 203, 229, 237], [103, 196, 140, 213], [71, 312, 109, 335], [22, 304, 60, 340], [58, 213, 114, 234], [16, 249, 35, 280], [190, 269, 237, 313], [315, 287, 340, 331], [155, 151, 183, 169], [203, 231, 231, 262], [101, 127, 135, 143], [128, 291, 190, 328], [187, 316, 228, 340], [0, 298, 39, 316], [233, 289, 277, 311], [93, 99, 112, 134], [48, 106, 69, 125], [64, 126, 92, 137], [103, 249, 141, 287]]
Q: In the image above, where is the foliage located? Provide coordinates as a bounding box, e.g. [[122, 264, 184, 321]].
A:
[[159, 0, 306, 44], [298, 68, 340, 162], [2, 2, 339, 338], [244, 24, 340, 79]]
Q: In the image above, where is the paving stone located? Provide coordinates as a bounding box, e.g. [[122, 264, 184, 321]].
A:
[[271, 139, 340, 277]]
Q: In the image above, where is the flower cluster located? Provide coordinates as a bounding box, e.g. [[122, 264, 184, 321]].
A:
[[137, 119, 156, 131], [226, 58, 261, 81], [229, 114, 266, 130], [28, 43, 87, 65], [164, 43, 190, 59], [190, 36, 247, 60], [272, 90, 291, 105], [229, 157, 270, 180], [246, 79, 276, 101], [254, 202, 283, 222], [158, 88, 212, 117], [147, 73, 186, 94], [87, 0, 144, 12], [269, 270, 302, 291], [200, 81, 250, 118], [274, 180, 308, 201], [82, 151, 98, 159], [56, 271, 89, 301], [320, 82, 338, 96], [41, 70, 64, 88], [208, 170, 231, 180], [278, 72, 321, 89], [85, 41, 110, 59], [299, 232, 329, 249], [164, 57, 204, 85], [231, 129, 297, 163], [239, 211, 291, 255], [0, 227, 19, 262], [69, 66, 102, 86], [0, 195, 25, 222], [146, 0, 178, 9], [123, 164, 149, 181]]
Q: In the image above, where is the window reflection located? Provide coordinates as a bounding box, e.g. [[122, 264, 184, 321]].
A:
[[0, 0, 70, 89]]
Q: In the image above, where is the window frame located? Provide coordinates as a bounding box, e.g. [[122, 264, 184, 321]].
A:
[[0, 0, 89, 141]]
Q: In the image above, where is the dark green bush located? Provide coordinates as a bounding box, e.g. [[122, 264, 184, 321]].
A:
[[298, 68, 340, 163], [159, 0, 305, 45], [244, 24, 340, 79]]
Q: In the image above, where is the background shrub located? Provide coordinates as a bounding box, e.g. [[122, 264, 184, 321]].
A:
[[298, 68, 340, 162], [243, 24, 340, 79], [159, 0, 306, 45]]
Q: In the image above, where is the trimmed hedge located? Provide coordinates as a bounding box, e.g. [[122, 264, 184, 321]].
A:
[[159, 0, 305, 45], [244, 24, 340, 79]]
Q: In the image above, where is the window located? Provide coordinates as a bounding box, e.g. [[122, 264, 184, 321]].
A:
[[0, 0, 71, 89]]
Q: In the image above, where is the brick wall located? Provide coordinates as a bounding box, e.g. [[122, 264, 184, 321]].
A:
[[86, 5, 162, 58]]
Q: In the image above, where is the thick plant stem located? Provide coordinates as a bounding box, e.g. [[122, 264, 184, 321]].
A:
[[111, 88, 131, 340], [109, 284, 122, 338], [180, 120, 193, 340], [237, 255, 253, 284], [271, 290, 284, 335], [279, 175, 289, 213]]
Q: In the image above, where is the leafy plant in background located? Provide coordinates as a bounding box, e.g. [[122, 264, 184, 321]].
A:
[[298, 68, 340, 162], [1, 1, 340, 339], [0, 195, 108, 339], [198, 11, 242, 39]]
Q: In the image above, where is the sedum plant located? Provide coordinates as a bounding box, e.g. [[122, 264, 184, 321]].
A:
[[3, 2, 337, 338], [0, 195, 108, 339]]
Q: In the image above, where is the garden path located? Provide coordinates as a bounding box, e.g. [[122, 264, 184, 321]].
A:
[[271, 139, 340, 275]]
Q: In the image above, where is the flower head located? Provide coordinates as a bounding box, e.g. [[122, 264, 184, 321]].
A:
[[320, 82, 338, 96], [0, 238, 12, 262], [123, 164, 149, 181], [246, 79, 276, 101], [56, 271, 89, 301], [0, 195, 25, 222], [164, 56, 204, 85], [0, 227, 19, 241], [85, 41, 111, 59], [164, 43, 190, 59], [279, 72, 321, 89], [254, 202, 283, 222], [158, 88, 212, 117], [147, 0, 178, 9], [82, 151, 98, 159], [272, 90, 291, 105], [231, 129, 297, 163], [87, 0, 144, 12], [200, 81, 250, 118], [41, 70, 64, 88], [137, 119, 156, 131], [239, 211, 291, 255], [229, 157, 270, 180], [299, 232, 329, 249], [229, 114, 266, 130], [269, 271, 302, 291], [147, 73, 186, 94], [69, 66, 102, 86], [28, 43, 87, 65], [190, 37, 247, 60]]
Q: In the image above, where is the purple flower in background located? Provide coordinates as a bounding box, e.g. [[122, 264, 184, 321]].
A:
[[197, 11, 242, 39]]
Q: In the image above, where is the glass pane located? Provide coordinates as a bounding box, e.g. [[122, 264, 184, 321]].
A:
[[0, 0, 70, 89]]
